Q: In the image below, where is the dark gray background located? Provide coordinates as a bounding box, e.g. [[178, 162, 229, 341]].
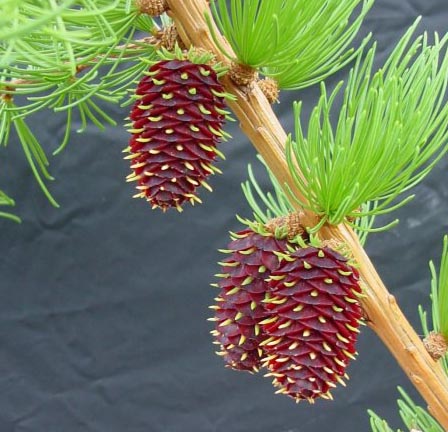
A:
[[1, 1, 448, 431]]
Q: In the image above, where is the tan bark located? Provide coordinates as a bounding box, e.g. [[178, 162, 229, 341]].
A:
[[166, 0, 448, 428]]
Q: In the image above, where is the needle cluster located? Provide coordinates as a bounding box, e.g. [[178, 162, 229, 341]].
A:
[[0, 0, 160, 220], [209, 0, 373, 89], [287, 21, 448, 226]]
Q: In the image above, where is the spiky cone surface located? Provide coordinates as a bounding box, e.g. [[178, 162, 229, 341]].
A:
[[262, 246, 363, 402], [126, 59, 228, 211], [211, 229, 293, 372]]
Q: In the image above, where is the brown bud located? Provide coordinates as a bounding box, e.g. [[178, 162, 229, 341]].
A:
[[159, 24, 186, 51], [1, 92, 13, 103], [1, 84, 18, 103], [265, 212, 304, 239], [229, 62, 258, 86], [257, 77, 279, 104], [135, 0, 167, 16], [423, 331, 448, 361], [320, 239, 344, 251], [265, 211, 321, 239]]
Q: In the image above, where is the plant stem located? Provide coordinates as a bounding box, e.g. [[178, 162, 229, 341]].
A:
[[167, 0, 448, 427]]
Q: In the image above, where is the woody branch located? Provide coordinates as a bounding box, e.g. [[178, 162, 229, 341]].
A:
[[165, 0, 448, 428]]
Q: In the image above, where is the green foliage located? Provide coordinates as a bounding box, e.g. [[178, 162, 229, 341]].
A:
[[1, 0, 140, 69], [242, 157, 296, 225], [397, 387, 443, 432], [209, 0, 373, 89], [368, 410, 399, 432], [0, 0, 161, 220], [369, 238, 448, 432], [419, 235, 448, 373], [241, 156, 375, 245], [287, 20, 448, 226], [1, 0, 150, 103], [368, 387, 444, 432], [349, 200, 378, 245], [12, 107, 59, 208], [436, 236, 448, 338], [0, 0, 77, 66], [0, 189, 20, 223]]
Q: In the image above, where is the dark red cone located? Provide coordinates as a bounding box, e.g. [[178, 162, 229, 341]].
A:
[[261, 246, 362, 401], [211, 229, 293, 372], [126, 59, 228, 211]]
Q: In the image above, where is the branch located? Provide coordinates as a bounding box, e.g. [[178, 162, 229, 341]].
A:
[[166, 0, 448, 428], [0, 36, 158, 101]]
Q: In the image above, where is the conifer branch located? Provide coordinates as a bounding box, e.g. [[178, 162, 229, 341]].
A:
[[166, 0, 448, 428], [0, 36, 158, 101], [0, 5, 160, 217]]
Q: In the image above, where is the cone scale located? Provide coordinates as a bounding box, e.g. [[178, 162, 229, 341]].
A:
[[210, 224, 363, 402], [126, 59, 228, 211]]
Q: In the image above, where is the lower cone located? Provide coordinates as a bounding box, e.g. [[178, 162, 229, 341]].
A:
[[261, 246, 363, 402]]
